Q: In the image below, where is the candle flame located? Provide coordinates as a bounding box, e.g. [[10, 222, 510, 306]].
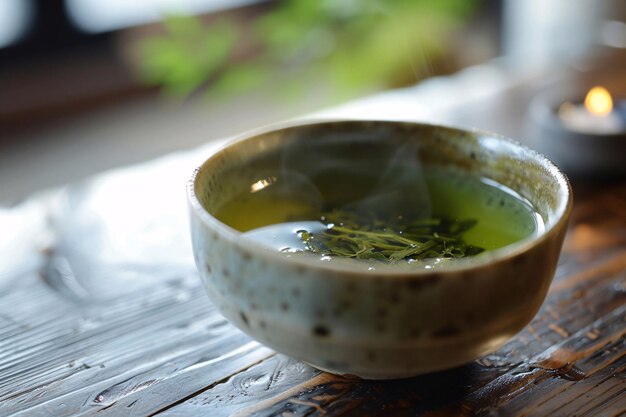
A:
[[584, 86, 613, 116]]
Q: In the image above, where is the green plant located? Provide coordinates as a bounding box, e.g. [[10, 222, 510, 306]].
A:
[[135, 0, 481, 100]]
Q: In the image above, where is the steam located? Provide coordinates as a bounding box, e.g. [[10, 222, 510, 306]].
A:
[[276, 130, 432, 222], [341, 142, 432, 221]]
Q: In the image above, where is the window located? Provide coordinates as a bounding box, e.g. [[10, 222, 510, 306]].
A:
[[0, 0, 33, 49], [65, 0, 263, 33]]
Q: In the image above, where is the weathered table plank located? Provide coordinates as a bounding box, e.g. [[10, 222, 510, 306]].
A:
[[2, 175, 625, 417], [0, 149, 284, 416], [0, 268, 275, 416], [1, 65, 625, 416], [159, 184, 626, 417]]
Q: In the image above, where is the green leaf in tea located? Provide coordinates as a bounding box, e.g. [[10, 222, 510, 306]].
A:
[[298, 210, 484, 263]]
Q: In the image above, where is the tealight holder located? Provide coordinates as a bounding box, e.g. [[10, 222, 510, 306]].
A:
[[525, 83, 626, 179]]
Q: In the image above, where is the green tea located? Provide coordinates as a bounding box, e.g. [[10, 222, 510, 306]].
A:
[[215, 167, 543, 266]]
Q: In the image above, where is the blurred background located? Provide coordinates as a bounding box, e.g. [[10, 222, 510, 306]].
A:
[[1, 0, 625, 204]]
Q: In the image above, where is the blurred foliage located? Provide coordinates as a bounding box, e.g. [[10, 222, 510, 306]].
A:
[[136, 0, 482, 100]]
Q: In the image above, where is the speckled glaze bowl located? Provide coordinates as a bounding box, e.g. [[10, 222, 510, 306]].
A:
[[188, 120, 572, 379]]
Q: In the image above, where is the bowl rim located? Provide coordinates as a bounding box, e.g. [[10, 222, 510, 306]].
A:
[[187, 118, 573, 276]]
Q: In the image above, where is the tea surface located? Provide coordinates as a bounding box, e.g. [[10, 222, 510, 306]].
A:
[[216, 167, 543, 264]]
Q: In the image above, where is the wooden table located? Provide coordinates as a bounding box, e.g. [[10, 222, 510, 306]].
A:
[[1, 64, 625, 416]]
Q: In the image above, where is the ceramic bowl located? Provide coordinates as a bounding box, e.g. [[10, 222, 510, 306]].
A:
[[188, 120, 572, 379]]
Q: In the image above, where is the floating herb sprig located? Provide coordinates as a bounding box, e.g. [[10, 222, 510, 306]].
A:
[[297, 209, 484, 263]]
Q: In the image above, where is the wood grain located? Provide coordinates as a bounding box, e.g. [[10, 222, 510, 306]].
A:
[[1, 176, 624, 417], [163, 184, 626, 417], [1, 103, 625, 416]]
